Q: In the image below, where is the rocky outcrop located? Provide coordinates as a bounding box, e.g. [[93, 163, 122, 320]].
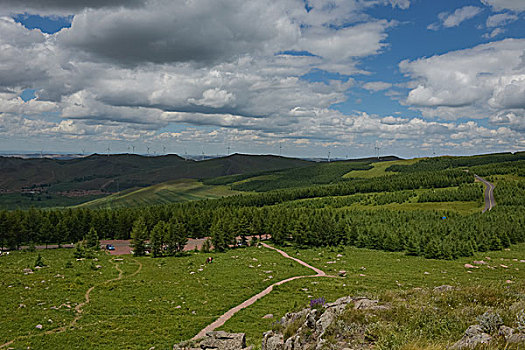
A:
[[261, 296, 389, 350], [174, 331, 252, 350], [450, 325, 492, 349], [451, 324, 525, 349]]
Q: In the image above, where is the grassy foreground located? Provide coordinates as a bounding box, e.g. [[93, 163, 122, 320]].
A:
[[2, 242, 523, 349], [0, 246, 311, 349]]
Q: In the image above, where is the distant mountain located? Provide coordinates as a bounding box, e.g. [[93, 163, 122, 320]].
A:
[[0, 153, 311, 194]]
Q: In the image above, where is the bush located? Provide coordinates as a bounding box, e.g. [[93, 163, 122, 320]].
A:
[[34, 253, 45, 267]]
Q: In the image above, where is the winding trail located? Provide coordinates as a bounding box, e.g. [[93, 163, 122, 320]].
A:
[[0, 258, 142, 349], [192, 243, 334, 340], [475, 175, 496, 213]]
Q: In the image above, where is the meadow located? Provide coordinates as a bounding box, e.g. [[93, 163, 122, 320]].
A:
[[78, 179, 244, 209], [2, 243, 524, 349], [0, 246, 311, 349]]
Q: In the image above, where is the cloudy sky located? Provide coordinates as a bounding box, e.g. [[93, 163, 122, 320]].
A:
[[0, 0, 524, 158]]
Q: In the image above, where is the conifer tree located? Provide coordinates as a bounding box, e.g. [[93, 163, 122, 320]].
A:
[[85, 227, 99, 250], [150, 221, 166, 258], [131, 217, 148, 256]]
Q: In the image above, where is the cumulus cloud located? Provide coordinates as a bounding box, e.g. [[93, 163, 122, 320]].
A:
[[428, 6, 482, 30], [0, 0, 520, 156], [486, 12, 519, 27], [483, 27, 506, 38], [363, 81, 393, 91], [481, 0, 525, 12], [0, 0, 145, 16], [400, 38, 525, 135]]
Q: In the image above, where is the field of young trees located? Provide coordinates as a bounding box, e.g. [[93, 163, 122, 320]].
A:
[[1, 153, 524, 260]]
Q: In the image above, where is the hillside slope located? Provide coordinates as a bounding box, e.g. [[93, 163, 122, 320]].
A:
[[0, 153, 311, 193]]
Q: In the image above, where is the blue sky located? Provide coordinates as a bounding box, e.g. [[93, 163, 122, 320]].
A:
[[0, 0, 524, 158]]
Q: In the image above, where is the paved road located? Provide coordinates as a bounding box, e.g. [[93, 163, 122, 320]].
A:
[[475, 175, 496, 213]]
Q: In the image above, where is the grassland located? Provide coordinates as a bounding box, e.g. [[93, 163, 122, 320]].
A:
[[219, 243, 525, 348], [0, 246, 312, 349], [343, 158, 420, 178], [0, 193, 106, 210], [2, 243, 524, 349], [77, 179, 245, 209]]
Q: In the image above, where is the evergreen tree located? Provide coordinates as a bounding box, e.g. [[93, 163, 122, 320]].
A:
[[85, 227, 99, 250], [131, 217, 148, 256], [405, 235, 420, 256], [150, 221, 166, 258], [165, 220, 188, 256]]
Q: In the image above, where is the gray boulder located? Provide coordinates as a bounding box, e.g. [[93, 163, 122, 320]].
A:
[[174, 331, 252, 350], [451, 325, 492, 349]]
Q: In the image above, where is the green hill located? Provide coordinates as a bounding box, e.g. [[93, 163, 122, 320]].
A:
[[77, 178, 245, 209], [0, 153, 311, 209]]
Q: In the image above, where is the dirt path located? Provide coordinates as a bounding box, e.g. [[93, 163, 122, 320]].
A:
[[192, 243, 333, 340], [0, 258, 142, 349]]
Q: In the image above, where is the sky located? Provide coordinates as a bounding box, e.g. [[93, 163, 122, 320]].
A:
[[0, 0, 524, 159]]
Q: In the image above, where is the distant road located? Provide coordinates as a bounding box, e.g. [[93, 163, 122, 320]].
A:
[[475, 175, 496, 213]]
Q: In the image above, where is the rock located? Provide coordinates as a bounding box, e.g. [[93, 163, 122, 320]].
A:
[[19, 303, 26, 308], [262, 314, 274, 319], [507, 333, 525, 344], [506, 280, 514, 284], [175, 331, 251, 350], [262, 331, 284, 350], [353, 298, 388, 310], [338, 270, 347, 277], [473, 260, 486, 265], [498, 325, 514, 339], [423, 271, 430, 275], [433, 285, 454, 293], [36, 324, 43, 330], [464, 264, 476, 269], [23, 268, 33, 274], [451, 325, 492, 349], [500, 264, 508, 268]]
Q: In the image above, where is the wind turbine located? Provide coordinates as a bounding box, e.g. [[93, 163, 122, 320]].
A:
[[81, 147, 86, 156], [374, 141, 381, 160], [106, 145, 111, 157], [163, 145, 166, 154], [131, 144, 136, 153], [146, 145, 150, 155], [279, 143, 282, 157], [40, 149, 44, 159], [327, 151, 331, 163], [227, 144, 231, 156]]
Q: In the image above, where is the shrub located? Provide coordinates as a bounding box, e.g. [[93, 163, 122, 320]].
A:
[[34, 253, 45, 267]]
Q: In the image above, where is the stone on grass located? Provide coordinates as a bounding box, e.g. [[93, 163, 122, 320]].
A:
[[35, 324, 43, 330], [262, 314, 273, 319], [433, 285, 454, 293], [464, 264, 476, 269], [451, 325, 491, 349], [174, 331, 252, 350]]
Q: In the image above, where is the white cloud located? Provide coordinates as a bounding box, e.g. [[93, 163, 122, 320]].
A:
[[400, 39, 525, 132], [363, 81, 393, 91], [486, 12, 519, 26], [481, 0, 525, 12], [483, 27, 506, 38], [429, 6, 482, 30]]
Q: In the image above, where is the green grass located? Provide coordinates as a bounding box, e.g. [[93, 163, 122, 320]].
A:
[[0, 246, 312, 349], [2, 243, 524, 349], [343, 158, 420, 178], [219, 243, 525, 348], [77, 179, 245, 209], [0, 193, 106, 210]]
